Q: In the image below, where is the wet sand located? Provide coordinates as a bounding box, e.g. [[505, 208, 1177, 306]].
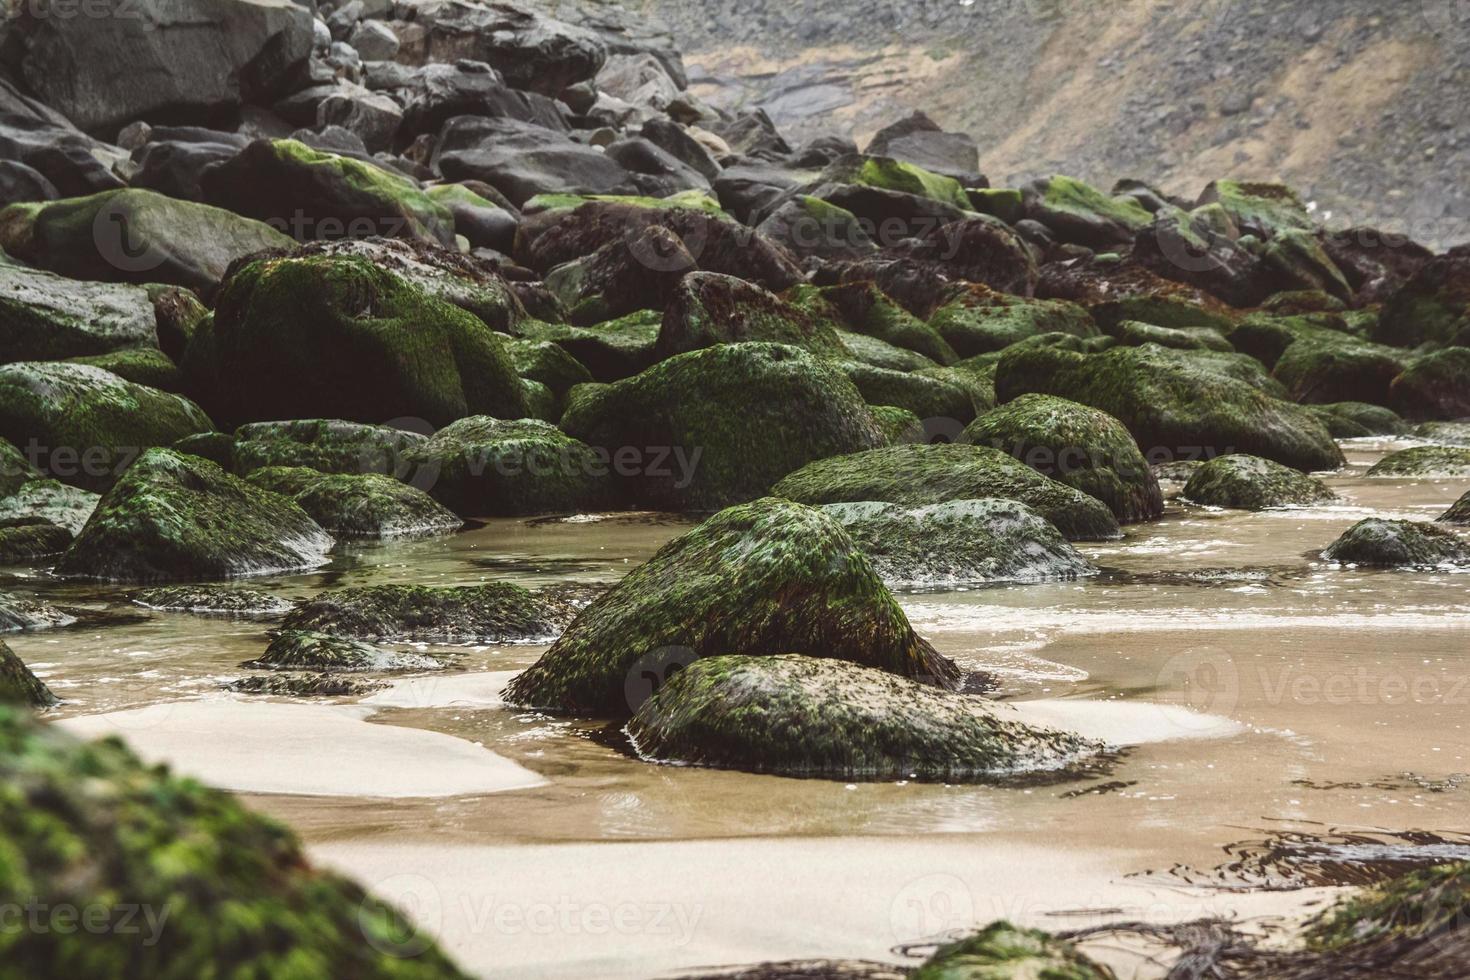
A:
[[11, 436, 1470, 977]]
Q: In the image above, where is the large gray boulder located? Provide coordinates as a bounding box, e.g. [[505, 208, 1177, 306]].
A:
[[2, 0, 314, 138]]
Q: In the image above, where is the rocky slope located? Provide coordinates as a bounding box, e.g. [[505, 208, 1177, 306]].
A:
[[644, 0, 1470, 248]]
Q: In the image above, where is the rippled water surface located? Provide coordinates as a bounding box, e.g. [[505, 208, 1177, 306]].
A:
[[8, 438, 1470, 978]]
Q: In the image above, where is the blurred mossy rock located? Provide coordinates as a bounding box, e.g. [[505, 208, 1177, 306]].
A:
[[57, 448, 333, 582], [0, 639, 56, 707], [0, 189, 293, 291], [505, 497, 958, 717]]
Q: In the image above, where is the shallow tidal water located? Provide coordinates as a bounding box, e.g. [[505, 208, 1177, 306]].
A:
[[8, 437, 1470, 978]]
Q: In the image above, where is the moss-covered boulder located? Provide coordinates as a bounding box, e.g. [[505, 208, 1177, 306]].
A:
[[66, 348, 182, 392], [1439, 492, 1470, 526], [0, 592, 72, 633], [837, 331, 939, 372], [0, 640, 55, 707], [911, 921, 1113, 980], [1197, 179, 1315, 238], [559, 343, 886, 511], [229, 419, 430, 477], [226, 673, 388, 697], [0, 188, 294, 291], [0, 362, 213, 492], [280, 583, 577, 645], [1113, 319, 1233, 352], [995, 344, 1344, 472], [1308, 402, 1412, 438], [1261, 227, 1352, 304], [1182, 454, 1338, 510], [1321, 519, 1470, 568], [249, 630, 443, 673], [773, 444, 1121, 541], [964, 394, 1162, 524], [0, 260, 161, 363], [627, 655, 1100, 781], [0, 705, 471, 976], [0, 479, 98, 536], [1366, 446, 1470, 479], [56, 449, 334, 583], [786, 281, 958, 365], [1022, 175, 1153, 249], [505, 498, 957, 716], [518, 311, 662, 383], [1414, 422, 1470, 447], [1374, 251, 1470, 349], [133, 585, 293, 618], [655, 272, 845, 362], [1294, 862, 1470, 975], [185, 254, 527, 428], [201, 139, 455, 246], [1390, 347, 1470, 421], [245, 467, 462, 538], [1271, 332, 1411, 406], [400, 417, 610, 517], [870, 406, 927, 445], [841, 362, 979, 424], [823, 499, 1096, 587], [506, 339, 594, 397], [0, 517, 72, 563], [544, 225, 693, 327], [929, 288, 1099, 359]]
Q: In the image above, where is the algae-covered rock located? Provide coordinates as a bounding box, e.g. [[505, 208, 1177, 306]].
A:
[[248, 630, 443, 673], [544, 224, 693, 326], [1197, 179, 1315, 238], [1113, 319, 1232, 352], [0, 361, 213, 491], [1440, 492, 1470, 526], [133, 585, 293, 617], [229, 419, 431, 477], [0, 704, 472, 977], [0, 260, 160, 362], [869, 405, 926, 445], [0, 517, 72, 563], [911, 921, 1114, 980], [823, 499, 1096, 587], [0, 188, 294, 290], [245, 466, 462, 538], [518, 311, 662, 383], [559, 343, 886, 511], [0, 592, 73, 633], [1308, 402, 1412, 438], [401, 417, 611, 516], [186, 254, 527, 428], [507, 339, 594, 397], [67, 347, 183, 392], [995, 344, 1344, 472], [505, 498, 957, 717], [837, 331, 940, 372], [929, 289, 1098, 359], [225, 673, 388, 697], [280, 583, 577, 645], [627, 655, 1100, 781], [57, 449, 334, 583], [1271, 331, 1411, 407], [1182, 454, 1338, 510], [1414, 422, 1470, 447], [773, 444, 1122, 541], [964, 394, 1162, 524], [1390, 347, 1470, 421], [787, 280, 958, 365], [1022, 174, 1152, 248], [1366, 446, 1470, 479], [655, 272, 845, 362], [1374, 251, 1470, 349], [1322, 519, 1470, 568], [201, 139, 455, 246], [0, 479, 98, 536], [841, 362, 979, 424], [0, 640, 55, 707]]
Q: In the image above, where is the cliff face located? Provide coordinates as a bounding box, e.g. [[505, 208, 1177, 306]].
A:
[[637, 0, 1470, 247]]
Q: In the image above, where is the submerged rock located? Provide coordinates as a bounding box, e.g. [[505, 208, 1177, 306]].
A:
[[1366, 446, 1470, 479], [559, 343, 885, 511], [0, 361, 213, 492], [186, 253, 527, 428], [0, 705, 471, 976], [911, 921, 1113, 979], [1182, 454, 1338, 511], [57, 449, 334, 583], [1440, 492, 1470, 526], [965, 394, 1163, 524], [823, 499, 1096, 587], [1321, 519, 1470, 568], [401, 417, 610, 517], [280, 584, 576, 645], [245, 467, 462, 538], [248, 630, 443, 673], [627, 655, 1100, 781], [772, 444, 1121, 542], [0, 639, 55, 707], [996, 344, 1344, 473], [0, 592, 73, 633], [133, 585, 293, 618], [505, 498, 957, 717], [225, 673, 388, 698]]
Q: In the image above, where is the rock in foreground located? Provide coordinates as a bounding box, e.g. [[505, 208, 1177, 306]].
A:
[[627, 655, 1101, 781], [506, 498, 957, 717], [0, 640, 55, 707], [1322, 519, 1470, 568], [57, 449, 333, 582]]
